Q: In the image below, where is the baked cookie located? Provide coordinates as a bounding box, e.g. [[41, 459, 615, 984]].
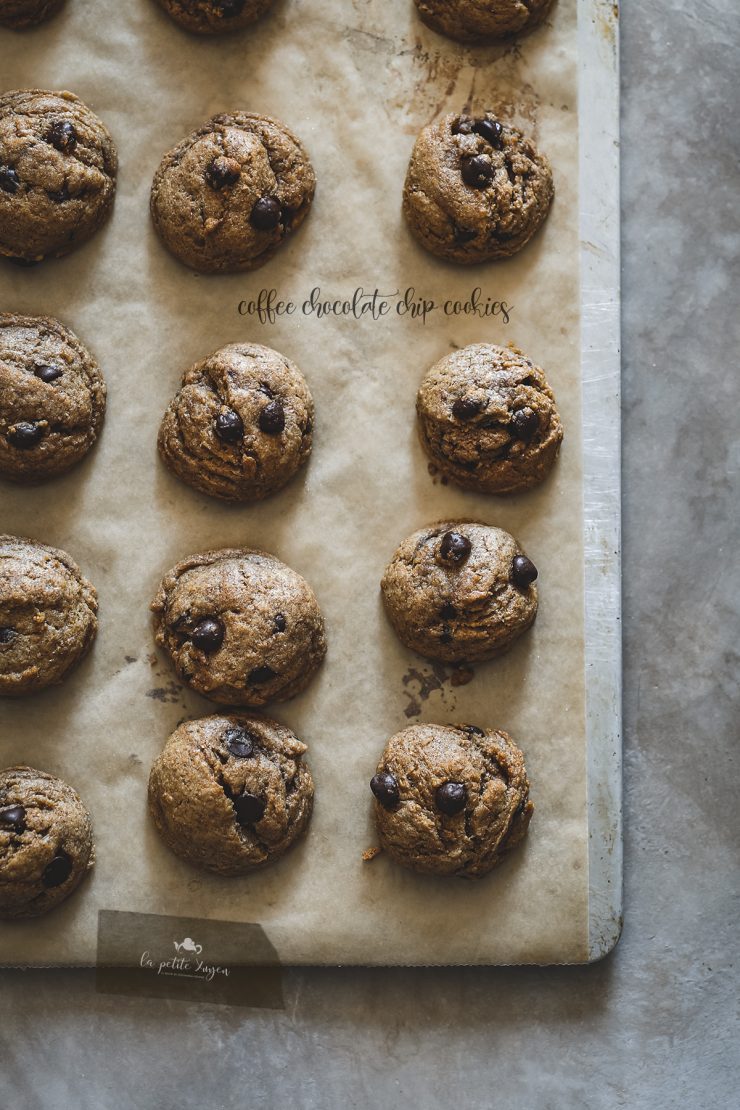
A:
[[0, 313, 106, 483], [413, 0, 555, 43], [150, 112, 315, 273], [417, 343, 563, 493], [148, 713, 313, 875], [158, 342, 313, 502], [0, 0, 65, 28], [0, 536, 98, 696], [0, 765, 94, 918], [151, 547, 326, 706], [154, 0, 275, 34], [370, 723, 532, 878], [381, 520, 538, 663], [402, 112, 553, 264], [0, 89, 117, 265]]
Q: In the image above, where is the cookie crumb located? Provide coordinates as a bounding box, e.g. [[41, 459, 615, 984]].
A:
[[362, 846, 382, 863]]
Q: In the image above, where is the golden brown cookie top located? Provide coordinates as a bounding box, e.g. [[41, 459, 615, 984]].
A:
[[414, 0, 555, 43], [154, 0, 275, 35]]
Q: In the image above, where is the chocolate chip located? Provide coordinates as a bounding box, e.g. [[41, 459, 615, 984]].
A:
[[43, 851, 72, 888], [233, 791, 266, 825], [473, 117, 504, 149], [452, 116, 475, 135], [215, 0, 246, 14], [47, 121, 77, 153], [440, 627, 453, 644], [465, 725, 485, 736], [439, 531, 472, 565], [223, 726, 255, 759], [7, 421, 45, 449], [34, 363, 63, 383], [273, 613, 286, 633], [452, 396, 482, 421], [461, 155, 494, 189], [259, 399, 285, 435], [440, 602, 457, 620], [511, 554, 538, 589], [250, 196, 282, 231], [0, 627, 16, 645], [436, 782, 466, 816], [249, 665, 276, 685], [205, 156, 241, 190], [511, 407, 540, 441], [214, 409, 244, 443], [191, 617, 225, 653], [370, 772, 400, 810], [0, 804, 25, 831], [453, 226, 478, 244], [0, 166, 20, 194]]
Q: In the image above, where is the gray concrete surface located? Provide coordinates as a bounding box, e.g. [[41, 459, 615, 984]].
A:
[[1, 1, 739, 1107]]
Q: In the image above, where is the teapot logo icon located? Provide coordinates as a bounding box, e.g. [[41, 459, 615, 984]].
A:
[[173, 936, 202, 956]]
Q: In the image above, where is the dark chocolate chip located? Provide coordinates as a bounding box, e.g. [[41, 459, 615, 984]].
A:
[[223, 726, 255, 759], [191, 617, 225, 653], [511, 407, 540, 441], [248, 665, 276, 685], [0, 627, 16, 645], [370, 772, 400, 810], [461, 154, 494, 189], [250, 195, 282, 231], [0, 804, 25, 831], [436, 782, 466, 816], [273, 613, 287, 633], [465, 725, 485, 736], [440, 602, 457, 620], [258, 399, 285, 435], [7, 421, 45, 449], [215, 0, 246, 14], [0, 166, 20, 194], [439, 531, 472, 565], [46, 121, 77, 153], [453, 225, 478, 244], [511, 554, 538, 589], [205, 156, 241, 190], [440, 627, 453, 644], [452, 396, 482, 420], [233, 791, 266, 826], [452, 116, 475, 135], [214, 409, 244, 443], [473, 117, 504, 149], [34, 363, 63, 383], [43, 851, 72, 888]]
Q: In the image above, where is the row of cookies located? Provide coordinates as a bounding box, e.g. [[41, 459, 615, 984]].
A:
[[0, 0, 556, 43], [0, 90, 553, 269]]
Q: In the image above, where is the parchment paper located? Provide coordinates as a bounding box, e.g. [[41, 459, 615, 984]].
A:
[[0, 0, 588, 965]]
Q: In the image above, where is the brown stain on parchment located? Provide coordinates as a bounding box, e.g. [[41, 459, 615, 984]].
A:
[[401, 661, 475, 718]]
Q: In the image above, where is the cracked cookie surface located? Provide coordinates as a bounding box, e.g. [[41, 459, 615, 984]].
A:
[[417, 343, 563, 493], [413, 0, 555, 43], [0, 0, 65, 27], [0, 535, 98, 696], [150, 112, 315, 273], [0, 89, 117, 263], [0, 313, 106, 483], [151, 547, 326, 707], [0, 765, 94, 918], [158, 342, 313, 502], [381, 520, 538, 663], [148, 713, 313, 875], [402, 111, 553, 264], [370, 723, 532, 878], [154, 0, 275, 34]]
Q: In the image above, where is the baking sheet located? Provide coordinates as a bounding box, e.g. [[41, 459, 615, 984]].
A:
[[0, 0, 620, 966]]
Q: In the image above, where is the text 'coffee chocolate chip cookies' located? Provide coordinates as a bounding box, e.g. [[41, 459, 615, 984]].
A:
[[381, 521, 538, 663], [369, 724, 532, 878], [151, 547, 326, 707], [0, 313, 106, 483], [0, 766, 94, 919], [158, 342, 313, 502], [0, 535, 98, 696], [413, 0, 555, 44], [0, 90, 117, 265], [148, 714, 313, 875], [154, 0, 276, 35], [417, 343, 563, 493], [150, 112, 315, 273], [0, 0, 65, 28], [402, 112, 553, 264]]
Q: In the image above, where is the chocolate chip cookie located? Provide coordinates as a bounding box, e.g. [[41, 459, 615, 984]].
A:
[[158, 342, 313, 502], [381, 521, 538, 663], [0, 0, 65, 28], [0, 765, 94, 918], [154, 0, 275, 34], [0, 90, 117, 264], [413, 0, 555, 43], [151, 547, 326, 707], [0, 313, 106, 483], [0, 535, 98, 696], [148, 713, 313, 875], [417, 343, 563, 493], [150, 112, 315, 273], [402, 112, 553, 264], [370, 723, 532, 878]]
